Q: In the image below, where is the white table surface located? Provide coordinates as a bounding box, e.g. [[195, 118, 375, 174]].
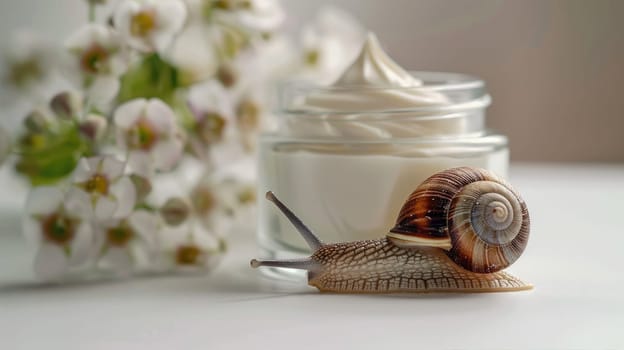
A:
[[1, 163, 623, 350]]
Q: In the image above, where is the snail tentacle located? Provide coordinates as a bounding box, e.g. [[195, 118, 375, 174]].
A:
[[250, 257, 319, 272], [251, 192, 323, 274], [265, 191, 323, 250]]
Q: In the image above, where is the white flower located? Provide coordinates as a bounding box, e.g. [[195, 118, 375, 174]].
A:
[[64, 24, 126, 107], [96, 209, 158, 273], [205, 0, 285, 33], [1, 31, 60, 104], [226, 34, 296, 92], [188, 80, 235, 145], [297, 6, 365, 84], [209, 35, 295, 152], [0, 126, 10, 165], [157, 218, 224, 273], [164, 22, 220, 82], [186, 80, 247, 162], [114, 0, 187, 54], [190, 175, 253, 233], [165, 0, 284, 82], [22, 186, 95, 281], [188, 80, 234, 122], [66, 156, 136, 222], [218, 35, 295, 102], [114, 98, 184, 175]]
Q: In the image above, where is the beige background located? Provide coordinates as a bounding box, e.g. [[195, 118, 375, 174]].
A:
[[1, 0, 623, 162]]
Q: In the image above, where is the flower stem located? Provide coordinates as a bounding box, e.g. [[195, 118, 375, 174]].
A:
[[88, 2, 96, 22]]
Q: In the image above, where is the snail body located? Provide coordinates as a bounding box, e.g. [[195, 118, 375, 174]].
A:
[[251, 167, 531, 293]]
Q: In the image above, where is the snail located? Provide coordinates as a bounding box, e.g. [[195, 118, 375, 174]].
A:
[[251, 167, 531, 293]]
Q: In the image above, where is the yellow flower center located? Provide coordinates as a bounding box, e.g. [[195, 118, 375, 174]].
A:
[[80, 44, 109, 74], [128, 118, 158, 150], [198, 113, 226, 144], [304, 49, 319, 66], [237, 187, 256, 204], [191, 187, 216, 216], [222, 30, 244, 58], [84, 174, 109, 195], [202, 0, 251, 21], [106, 224, 134, 247], [20, 132, 47, 150], [130, 10, 157, 37], [238, 1, 252, 9], [176, 244, 203, 265], [236, 99, 259, 132], [213, 0, 232, 10], [8, 58, 42, 88], [41, 213, 75, 245]]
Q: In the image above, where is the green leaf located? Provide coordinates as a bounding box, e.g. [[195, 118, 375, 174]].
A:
[[118, 53, 182, 104], [171, 97, 196, 131], [15, 123, 91, 185]]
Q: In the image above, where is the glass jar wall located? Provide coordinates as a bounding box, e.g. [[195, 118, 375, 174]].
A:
[[257, 72, 508, 267]]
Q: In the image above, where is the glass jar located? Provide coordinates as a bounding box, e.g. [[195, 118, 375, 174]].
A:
[[257, 72, 508, 269]]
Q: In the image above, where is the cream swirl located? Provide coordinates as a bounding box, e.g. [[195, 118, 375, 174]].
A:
[[285, 33, 465, 139]]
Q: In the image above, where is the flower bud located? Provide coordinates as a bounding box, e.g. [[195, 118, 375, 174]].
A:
[[160, 197, 190, 226], [216, 65, 237, 88], [130, 174, 152, 202], [50, 92, 81, 120], [78, 113, 107, 141], [23, 110, 48, 132]]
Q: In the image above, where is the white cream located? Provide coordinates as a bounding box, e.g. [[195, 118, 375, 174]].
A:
[[332, 32, 421, 87], [284, 33, 465, 139]]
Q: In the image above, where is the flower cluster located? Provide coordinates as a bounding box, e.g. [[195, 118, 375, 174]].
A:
[[0, 0, 364, 282]]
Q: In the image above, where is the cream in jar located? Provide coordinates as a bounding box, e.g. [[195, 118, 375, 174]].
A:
[[258, 33, 508, 261]]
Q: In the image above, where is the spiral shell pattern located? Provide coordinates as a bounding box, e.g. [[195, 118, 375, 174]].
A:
[[391, 167, 529, 273]]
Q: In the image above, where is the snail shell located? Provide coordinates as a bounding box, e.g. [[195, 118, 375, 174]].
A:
[[388, 167, 530, 273]]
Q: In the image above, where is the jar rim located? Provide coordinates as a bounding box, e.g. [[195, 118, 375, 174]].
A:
[[278, 71, 490, 116], [282, 71, 485, 92]]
